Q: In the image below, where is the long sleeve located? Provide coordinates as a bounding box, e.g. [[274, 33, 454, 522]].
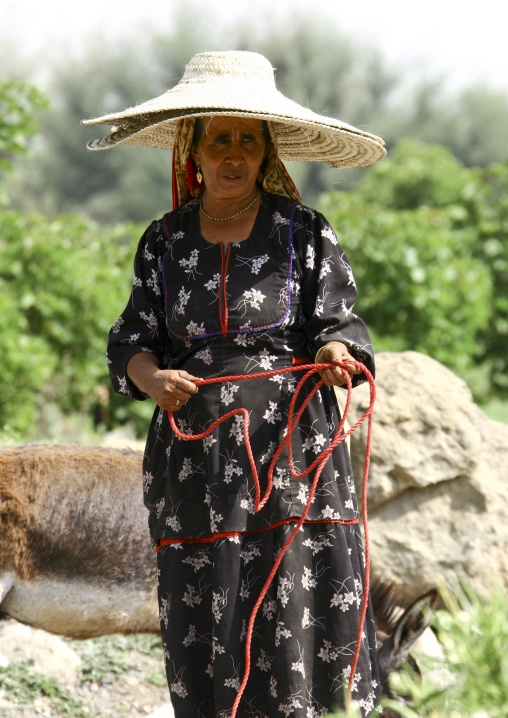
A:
[[107, 219, 171, 400], [296, 205, 375, 382]]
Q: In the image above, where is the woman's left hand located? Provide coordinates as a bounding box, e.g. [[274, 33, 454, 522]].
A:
[[314, 341, 361, 387]]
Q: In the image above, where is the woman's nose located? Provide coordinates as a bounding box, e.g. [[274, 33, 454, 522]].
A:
[[226, 142, 243, 164]]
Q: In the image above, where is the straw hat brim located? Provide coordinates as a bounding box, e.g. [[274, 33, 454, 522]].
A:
[[84, 92, 386, 169]]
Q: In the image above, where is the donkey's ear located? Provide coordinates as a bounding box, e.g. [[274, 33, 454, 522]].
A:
[[391, 588, 438, 669]]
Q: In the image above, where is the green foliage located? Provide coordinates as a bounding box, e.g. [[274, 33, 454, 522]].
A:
[[353, 140, 475, 210], [412, 85, 508, 168], [326, 582, 508, 718], [1, 139, 507, 438], [380, 580, 508, 718], [76, 634, 162, 685], [3, 15, 508, 221], [75, 634, 163, 686], [326, 701, 365, 718], [0, 209, 153, 438], [0, 659, 93, 716], [0, 79, 48, 210], [474, 161, 508, 396], [0, 79, 48, 173], [320, 141, 507, 401], [0, 633, 165, 716], [0, 77, 507, 436], [480, 399, 508, 424]]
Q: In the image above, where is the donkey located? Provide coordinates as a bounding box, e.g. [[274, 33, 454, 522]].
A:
[[370, 578, 439, 717], [1, 444, 438, 714], [0, 444, 158, 639]]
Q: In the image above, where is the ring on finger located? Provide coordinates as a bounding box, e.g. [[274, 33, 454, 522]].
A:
[[175, 399, 180, 406]]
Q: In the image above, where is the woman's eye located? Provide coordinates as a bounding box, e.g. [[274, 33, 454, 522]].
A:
[[215, 135, 229, 145]]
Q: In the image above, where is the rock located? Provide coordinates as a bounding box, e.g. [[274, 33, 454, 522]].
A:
[[146, 704, 175, 718], [0, 622, 81, 684], [344, 351, 508, 597], [101, 427, 146, 451]]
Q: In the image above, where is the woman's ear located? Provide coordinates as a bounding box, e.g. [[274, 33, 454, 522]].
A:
[[190, 146, 200, 166]]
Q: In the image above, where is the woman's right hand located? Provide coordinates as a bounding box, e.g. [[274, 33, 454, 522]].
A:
[[127, 353, 200, 411], [146, 368, 200, 412]]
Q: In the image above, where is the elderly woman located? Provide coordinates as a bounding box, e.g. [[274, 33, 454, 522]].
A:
[[85, 51, 385, 718]]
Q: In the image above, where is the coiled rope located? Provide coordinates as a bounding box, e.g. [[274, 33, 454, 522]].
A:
[[168, 360, 375, 715]]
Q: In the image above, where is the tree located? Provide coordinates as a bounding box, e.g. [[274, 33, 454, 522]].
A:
[[0, 209, 155, 438], [473, 161, 508, 396], [3, 18, 508, 222], [320, 141, 501, 399], [0, 79, 47, 207]]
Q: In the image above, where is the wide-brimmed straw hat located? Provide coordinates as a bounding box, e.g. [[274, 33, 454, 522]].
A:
[[84, 51, 386, 169]]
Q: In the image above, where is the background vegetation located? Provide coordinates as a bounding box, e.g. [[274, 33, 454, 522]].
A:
[[0, 631, 166, 717], [1, 580, 506, 716], [1, 18, 507, 441], [330, 579, 508, 718], [0, 21, 507, 717]]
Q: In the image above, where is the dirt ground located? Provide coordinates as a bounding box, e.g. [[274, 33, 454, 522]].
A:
[[0, 619, 174, 718]]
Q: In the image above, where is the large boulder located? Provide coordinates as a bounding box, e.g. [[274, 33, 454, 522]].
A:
[[344, 351, 508, 597]]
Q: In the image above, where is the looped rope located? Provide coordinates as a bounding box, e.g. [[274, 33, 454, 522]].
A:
[[168, 360, 375, 715]]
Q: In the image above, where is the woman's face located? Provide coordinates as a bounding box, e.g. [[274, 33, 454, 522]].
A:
[[191, 116, 267, 202]]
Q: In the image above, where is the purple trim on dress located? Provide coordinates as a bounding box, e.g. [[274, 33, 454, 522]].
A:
[[162, 214, 174, 244], [162, 202, 298, 340]]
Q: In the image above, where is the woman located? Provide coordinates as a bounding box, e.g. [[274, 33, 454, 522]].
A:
[[85, 51, 385, 718]]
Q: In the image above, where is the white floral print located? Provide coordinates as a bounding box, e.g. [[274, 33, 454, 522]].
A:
[[229, 414, 244, 445], [186, 320, 206, 335], [235, 288, 266, 315], [305, 244, 315, 269], [263, 401, 283, 425], [221, 382, 240, 406], [321, 224, 338, 246], [173, 287, 191, 317], [179, 249, 201, 279], [237, 253, 270, 274], [111, 317, 124, 333], [108, 196, 379, 718]]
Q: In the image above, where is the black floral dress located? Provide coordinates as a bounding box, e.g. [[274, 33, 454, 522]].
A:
[[107, 192, 380, 717]]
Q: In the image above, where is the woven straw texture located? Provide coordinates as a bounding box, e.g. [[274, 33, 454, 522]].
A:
[[84, 51, 386, 169]]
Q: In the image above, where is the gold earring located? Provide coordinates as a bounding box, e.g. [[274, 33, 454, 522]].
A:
[[196, 166, 203, 184]]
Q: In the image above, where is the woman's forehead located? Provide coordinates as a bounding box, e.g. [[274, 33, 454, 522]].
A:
[[199, 116, 264, 134]]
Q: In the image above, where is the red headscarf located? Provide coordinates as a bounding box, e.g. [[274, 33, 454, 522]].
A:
[[171, 117, 301, 210]]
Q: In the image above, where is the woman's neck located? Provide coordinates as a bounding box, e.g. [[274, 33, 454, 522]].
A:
[[198, 190, 262, 245], [200, 187, 260, 221]]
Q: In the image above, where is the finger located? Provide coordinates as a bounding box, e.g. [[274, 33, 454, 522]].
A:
[[320, 368, 346, 387], [170, 390, 188, 404], [328, 356, 360, 375], [174, 377, 200, 394], [178, 370, 203, 383], [330, 369, 348, 386], [168, 392, 188, 411], [340, 362, 361, 375]]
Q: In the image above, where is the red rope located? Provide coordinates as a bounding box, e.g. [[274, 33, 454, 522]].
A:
[[168, 360, 375, 714]]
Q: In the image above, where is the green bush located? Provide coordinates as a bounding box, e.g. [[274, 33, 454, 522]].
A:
[[381, 581, 508, 718], [1, 90, 507, 438], [0, 79, 48, 173], [320, 194, 492, 393], [0, 209, 153, 438], [0, 659, 92, 717], [328, 581, 508, 718], [320, 141, 508, 401]]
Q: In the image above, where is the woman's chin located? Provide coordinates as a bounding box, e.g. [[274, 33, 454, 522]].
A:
[[215, 178, 256, 197]]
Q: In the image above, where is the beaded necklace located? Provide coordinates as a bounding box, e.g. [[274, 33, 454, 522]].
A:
[[200, 190, 260, 222]]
